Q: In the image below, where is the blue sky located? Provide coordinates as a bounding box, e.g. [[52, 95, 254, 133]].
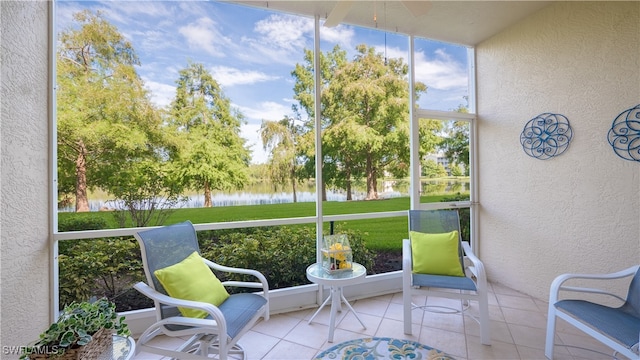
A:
[[56, 1, 470, 164]]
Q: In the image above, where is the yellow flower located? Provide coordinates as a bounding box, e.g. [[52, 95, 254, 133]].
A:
[[329, 243, 350, 262]]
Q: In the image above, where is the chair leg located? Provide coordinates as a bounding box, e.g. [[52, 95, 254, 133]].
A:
[[545, 306, 557, 359], [479, 293, 491, 345], [403, 291, 412, 335], [402, 262, 413, 335]]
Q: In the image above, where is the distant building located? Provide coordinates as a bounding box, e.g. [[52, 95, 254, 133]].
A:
[[423, 152, 467, 176], [424, 151, 451, 175]]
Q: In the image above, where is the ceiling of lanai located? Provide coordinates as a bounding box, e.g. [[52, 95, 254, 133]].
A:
[[231, 1, 552, 46]]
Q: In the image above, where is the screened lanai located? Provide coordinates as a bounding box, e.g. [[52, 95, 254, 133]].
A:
[[2, 1, 638, 359]]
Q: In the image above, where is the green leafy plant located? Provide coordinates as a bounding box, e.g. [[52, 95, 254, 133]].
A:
[[21, 298, 130, 359], [200, 226, 375, 290], [58, 237, 143, 309]]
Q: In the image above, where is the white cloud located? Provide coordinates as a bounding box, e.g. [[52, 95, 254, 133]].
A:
[[237, 101, 296, 165], [320, 25, 355, 48], [353, 44, 466, 92], [130, 29, 175, 54], [238, 100, 298, 165], [254, 14, 314, 52], [372, 45, 408, 63], [414, 48, 468, 90], [178, 17, 230, 57], [143, 79, 175, 108], [238, 14, 315, 66], [241, 123, 268, 164], [236, 101, 294, 123], [102, 1, 174, 21], [211, 66, 279, 87]]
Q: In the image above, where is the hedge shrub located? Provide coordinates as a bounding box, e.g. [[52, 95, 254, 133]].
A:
[[200, 226, 375, 290], [58, 237, 144, 308], [58, 224, 376, 309]]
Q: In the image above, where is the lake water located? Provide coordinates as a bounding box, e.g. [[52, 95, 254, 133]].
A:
[[59, 179, 469, 211]]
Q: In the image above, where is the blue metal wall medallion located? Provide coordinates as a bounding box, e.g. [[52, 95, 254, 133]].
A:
[[607, 104, 640, 162], [520, 113, 573, 160]]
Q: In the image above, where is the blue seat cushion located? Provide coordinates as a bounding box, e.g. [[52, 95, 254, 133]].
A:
[[556, 299, 640, 350], [163, 293, 266, 337], [412, 273, 477, 291], [218, 293, 267, 338]]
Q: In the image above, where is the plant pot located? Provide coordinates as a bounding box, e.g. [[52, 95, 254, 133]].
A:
[[25, 328, 112, 360]]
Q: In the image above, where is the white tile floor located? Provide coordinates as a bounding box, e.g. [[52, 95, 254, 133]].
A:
[[133, 282, 626, 360]]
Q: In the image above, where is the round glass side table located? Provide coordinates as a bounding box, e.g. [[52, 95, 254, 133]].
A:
[[306, 262, 367, 342], [97, 334, 135, 360]]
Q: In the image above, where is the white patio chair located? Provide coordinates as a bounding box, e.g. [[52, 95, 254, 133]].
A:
[[402, 209, 491, 345], [133, 220, 269, 360], [545, 265, 640, 360]]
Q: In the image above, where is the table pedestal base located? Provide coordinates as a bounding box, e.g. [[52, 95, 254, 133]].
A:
[[308, 285, 366, 342]]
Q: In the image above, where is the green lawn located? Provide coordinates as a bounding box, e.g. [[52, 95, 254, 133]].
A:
[[58, 194, 466, 252]]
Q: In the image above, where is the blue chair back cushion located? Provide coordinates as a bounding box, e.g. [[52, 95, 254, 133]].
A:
[[622, 267, 640, 318], [408, 210, 465, 270], [556, 299, 640, 351], [137, 221, 201, 295]]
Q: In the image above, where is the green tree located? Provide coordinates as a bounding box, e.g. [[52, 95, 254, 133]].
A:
[[291, 46, 347, 201], [291, 44, 426, 200], [418, 119, 444, 160], [440, 104, 470, 176], [57, 10, 162, 212], [450, 163, 464, 176], [168, 62, 250, 207], [260, 116, 304, 202], [421, 159, 448, 178], [323, 44, 426, 199], [101, 159, 186, 227], [322, 121, 365, 200]]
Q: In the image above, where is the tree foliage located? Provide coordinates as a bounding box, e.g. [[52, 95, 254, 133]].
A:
[[168, 62, 250, 207], [57, 10, 163, 212], [291, 44, 427, 200], [440, 104, 470, 176], [290, 46, 346, 200], [58, 237, 143, 308], [260, 116, 305, 202], [104, 159, 187, 227], [422, 159, 448, 178]]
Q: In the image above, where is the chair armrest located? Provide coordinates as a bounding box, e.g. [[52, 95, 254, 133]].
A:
[[402, 239, 412, 271], [133, 281, 228, 336], [402, 239, 413, 288], [461, 242, 487, 289], [153, 315, 220, 329], [548, 265, 639, 305], [202, 259, 269, 293]]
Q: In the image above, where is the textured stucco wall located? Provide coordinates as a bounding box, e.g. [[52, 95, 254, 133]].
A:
[[1, 0, 51, 355], [476, 1, 640, 300]]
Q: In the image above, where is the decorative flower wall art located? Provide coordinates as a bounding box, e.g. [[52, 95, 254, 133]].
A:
[[607, 104, 640, 162], [520, 113, 573, 160]]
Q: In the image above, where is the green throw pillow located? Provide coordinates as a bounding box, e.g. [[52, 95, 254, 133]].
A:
[[410, 230, 465, 277], [154, 251, 230, 318]]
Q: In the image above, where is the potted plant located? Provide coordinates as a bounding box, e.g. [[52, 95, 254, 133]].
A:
[[21, 298, 130, 359]]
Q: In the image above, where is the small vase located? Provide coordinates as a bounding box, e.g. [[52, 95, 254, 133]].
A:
[[321, 234, 353, 274]]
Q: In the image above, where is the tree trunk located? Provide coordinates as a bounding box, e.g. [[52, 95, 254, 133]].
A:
[[365, 154, 378, 200], [346, 167, 352, 201], [372, 169, 378, 196], [291, 166, 297, 203], [204, 181, 212, 207], [75, 141, 90, 212], [321, 175, 327, 201]]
